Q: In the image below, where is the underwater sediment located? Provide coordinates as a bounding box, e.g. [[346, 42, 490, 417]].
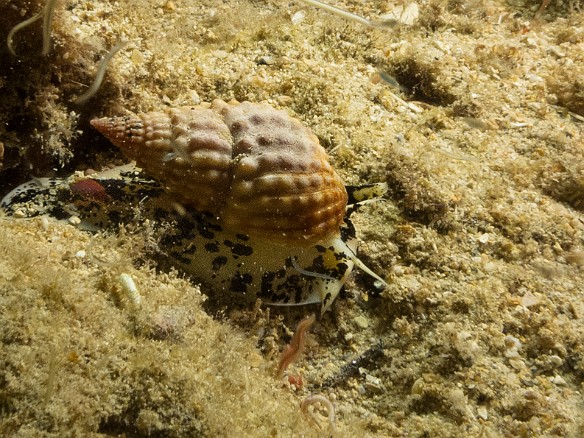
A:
[[1, 0, 584, 436]]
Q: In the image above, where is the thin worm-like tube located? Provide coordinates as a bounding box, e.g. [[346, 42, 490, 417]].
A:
[[41, 0, 57, 56], [298, 0, 371, 27], [6, 11, 44, 56], [74, 41, 129, 105], [41, 0, 59, 55], [6, 0, 59, 57], [301, 394, 336, 433], [298, 0, 398, 29]]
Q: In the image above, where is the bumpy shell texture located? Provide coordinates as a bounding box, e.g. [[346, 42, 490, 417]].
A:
[[91, 100, 348, 245]]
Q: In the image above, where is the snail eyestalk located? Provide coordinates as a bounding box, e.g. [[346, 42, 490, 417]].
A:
[[336, 237, 388, 288], [74, 41, 129, 105], [291, 257, 338, 283]]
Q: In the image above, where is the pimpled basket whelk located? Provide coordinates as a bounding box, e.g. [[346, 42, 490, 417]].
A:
[[90, 99, 348, 245], [1, 99, 387, 313]]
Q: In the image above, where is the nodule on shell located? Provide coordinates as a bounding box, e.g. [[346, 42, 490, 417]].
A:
[[91, 99, 348, 245]]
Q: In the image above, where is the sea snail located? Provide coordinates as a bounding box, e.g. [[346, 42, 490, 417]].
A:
[[1, 99, 387, 313]]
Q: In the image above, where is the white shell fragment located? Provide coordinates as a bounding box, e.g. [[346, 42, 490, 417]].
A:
[[119, 273, 142, 307]]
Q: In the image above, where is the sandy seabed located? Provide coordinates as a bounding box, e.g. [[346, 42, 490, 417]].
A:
[[1, 0, 584, 436]]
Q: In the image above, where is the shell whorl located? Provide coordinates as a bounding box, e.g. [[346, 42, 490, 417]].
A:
[[91, 99, 348, 244]]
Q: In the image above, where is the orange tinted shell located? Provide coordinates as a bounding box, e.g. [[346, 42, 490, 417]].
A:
[[91, 99, 348, 245]]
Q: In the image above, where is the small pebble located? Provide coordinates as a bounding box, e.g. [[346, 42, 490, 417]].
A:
[[291, 10, 305, 24], [549, 355, 563, 367], [353, 316, 369, 329], [363, 374, 384, 394]]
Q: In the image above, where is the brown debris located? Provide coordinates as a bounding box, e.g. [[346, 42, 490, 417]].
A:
[[276, 314, 316, 379]]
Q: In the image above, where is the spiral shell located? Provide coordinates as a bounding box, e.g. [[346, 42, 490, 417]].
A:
[[90, 99, 348, 245]]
